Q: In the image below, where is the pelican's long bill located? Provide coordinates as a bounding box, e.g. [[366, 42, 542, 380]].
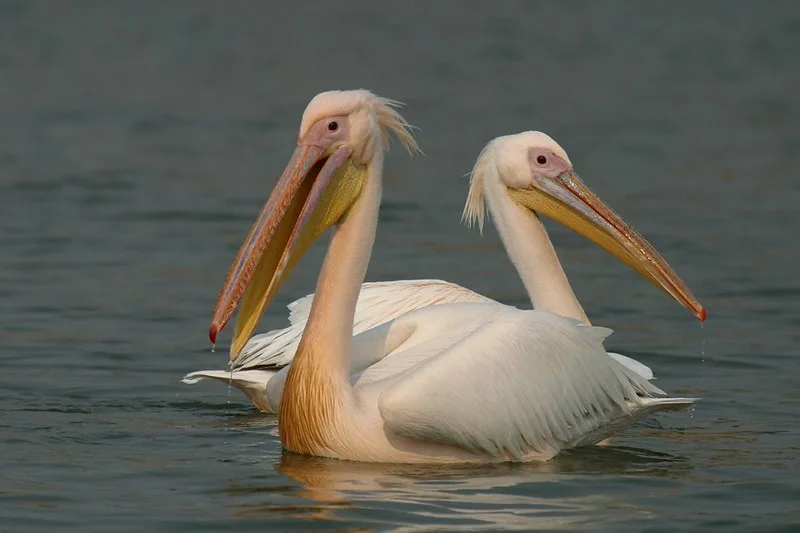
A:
[[210, 143, 362, 360], [509, 169, 706, 321]]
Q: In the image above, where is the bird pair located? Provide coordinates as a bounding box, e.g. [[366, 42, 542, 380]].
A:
[[183, 89, 705, 463]]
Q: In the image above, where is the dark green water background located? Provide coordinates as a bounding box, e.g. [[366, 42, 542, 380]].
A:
[[2, 2, 798, 531]]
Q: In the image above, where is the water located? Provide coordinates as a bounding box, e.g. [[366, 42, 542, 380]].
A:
[[2, 1, 798, 531]]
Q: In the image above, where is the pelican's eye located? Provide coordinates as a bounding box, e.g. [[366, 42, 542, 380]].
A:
[[327, 121, 339, 132], [536, 155, 547, 165]]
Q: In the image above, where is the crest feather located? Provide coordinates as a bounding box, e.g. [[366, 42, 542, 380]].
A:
[[462, 141, 495, 234], [300, 90, 420, 156], [374, 97, 421, 156]]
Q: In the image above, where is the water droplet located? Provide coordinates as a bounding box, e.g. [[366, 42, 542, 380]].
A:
[[699, 322, 706, 365], [227, 366, 234, 404], [693, 321, 706, 421]]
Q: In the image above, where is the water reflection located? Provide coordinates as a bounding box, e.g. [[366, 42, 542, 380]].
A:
[[222, 437, 691, 531]]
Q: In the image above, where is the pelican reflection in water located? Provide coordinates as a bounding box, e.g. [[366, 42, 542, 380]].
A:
[[223, 443, 690, 529]]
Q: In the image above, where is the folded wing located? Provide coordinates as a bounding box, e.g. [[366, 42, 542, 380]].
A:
[[377, 310, 685, 459], [234, 279, 491, 371]]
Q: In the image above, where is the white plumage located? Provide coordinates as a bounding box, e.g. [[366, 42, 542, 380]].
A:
[[182, 280, 491, 410], [192, 91, 704, 462], [240, 301, 690, 462], [373, 306, 680, 459], [241, 279, 489, 368], [182, 281, 663, 418]]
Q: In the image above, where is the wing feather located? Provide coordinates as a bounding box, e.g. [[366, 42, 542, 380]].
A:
[[234, 280, 491, 371], [377, 309, 670, 459]]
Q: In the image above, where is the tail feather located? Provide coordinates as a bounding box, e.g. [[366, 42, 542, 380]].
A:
[[607, 351, 654, 381], [570, 396, 699, 448], [182, 369, 275, 413]]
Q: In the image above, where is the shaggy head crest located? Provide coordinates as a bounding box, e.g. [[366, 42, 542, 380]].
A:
[[462, 141, 496, 234], [299, 89, 420, 159], [462, 132, 572, 234]]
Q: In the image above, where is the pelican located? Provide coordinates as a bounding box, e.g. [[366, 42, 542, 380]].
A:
[[193, 89, 705, 463]]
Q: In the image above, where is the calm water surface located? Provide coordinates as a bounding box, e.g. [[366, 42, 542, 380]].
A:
[[2, 2, 798, 531]]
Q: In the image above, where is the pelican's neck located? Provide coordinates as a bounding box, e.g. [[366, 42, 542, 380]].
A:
[[279, 152, 383, 454], [483, 170, 590, 325], [302, 154, 382, 375]]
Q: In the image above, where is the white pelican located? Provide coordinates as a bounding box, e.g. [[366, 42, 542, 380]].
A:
[[196, 90, 706, 463]]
